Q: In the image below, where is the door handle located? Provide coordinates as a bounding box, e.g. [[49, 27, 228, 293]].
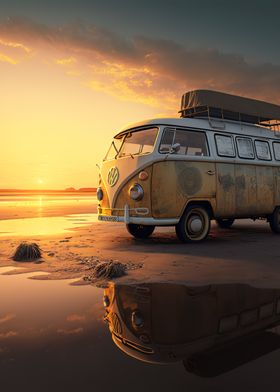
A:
[[207, 170, 215, 175]]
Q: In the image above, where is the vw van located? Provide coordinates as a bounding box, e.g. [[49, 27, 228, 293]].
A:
[[97, 90, 280, 242], [103, 282, 280, 375]]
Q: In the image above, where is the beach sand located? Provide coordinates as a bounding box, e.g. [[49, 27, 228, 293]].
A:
[[1, 205, 280, 288]]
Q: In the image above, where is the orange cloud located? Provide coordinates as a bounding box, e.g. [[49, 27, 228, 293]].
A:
[[0, 52, 17, 64], [56, 56, 77, 65], [0, 17, 279, 110], [57, 327, 84, 335], [0, 313, 16, 324], [0, 331, 18, 339], [0, 39, 30, 53], [66, 314, 86, 322]]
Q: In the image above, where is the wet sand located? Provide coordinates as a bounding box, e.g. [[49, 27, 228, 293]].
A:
[[2, 197, 280, 391], [0, 214, 280, 288], [1, 267, 280, 392]]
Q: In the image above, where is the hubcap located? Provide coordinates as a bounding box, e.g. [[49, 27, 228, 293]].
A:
[[189, 216, 203, 233]]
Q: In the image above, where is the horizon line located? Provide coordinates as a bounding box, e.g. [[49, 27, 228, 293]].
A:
[[0, 188, 97, 192]]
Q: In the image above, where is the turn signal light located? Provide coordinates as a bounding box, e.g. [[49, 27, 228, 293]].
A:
[[139, 171, 149, 181]]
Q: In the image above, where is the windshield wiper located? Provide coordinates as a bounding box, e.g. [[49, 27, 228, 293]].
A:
[[112, 141, 120, 158]]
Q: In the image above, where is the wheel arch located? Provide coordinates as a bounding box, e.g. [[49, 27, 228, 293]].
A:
[[183, 200, 214, 220]]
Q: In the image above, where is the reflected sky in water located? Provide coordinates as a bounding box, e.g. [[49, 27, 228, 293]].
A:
[[1, 268, 280, 391], [0, 214, 97, 237], [0, 192, 97, 220]]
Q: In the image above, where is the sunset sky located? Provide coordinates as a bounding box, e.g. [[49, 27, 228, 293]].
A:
[[1, 0, 279, 189]]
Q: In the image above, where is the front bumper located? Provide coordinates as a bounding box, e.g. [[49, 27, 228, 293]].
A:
[[98, 204, 179, 226]]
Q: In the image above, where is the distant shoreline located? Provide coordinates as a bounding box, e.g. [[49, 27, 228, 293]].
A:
[[0, 188, 97, 193]]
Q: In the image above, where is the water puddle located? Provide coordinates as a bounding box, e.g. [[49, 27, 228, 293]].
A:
[[1, 270, 280, 391], [0, 213, 98, 237]]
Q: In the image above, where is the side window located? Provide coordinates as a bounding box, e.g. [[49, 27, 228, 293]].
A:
[[255, 140, 271, 161], [159, 129, 209, 156], [273, 142, 280, 161], [159, 129, 175, 153], [236, 137, 255, 159], [215, 134, 235, 157]]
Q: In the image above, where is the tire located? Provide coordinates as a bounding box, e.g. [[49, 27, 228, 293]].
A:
[[269, 207, 280, 233], [175, 205, 210, 243], [216, 218, 235, 229], [126, 224, 155, 239]]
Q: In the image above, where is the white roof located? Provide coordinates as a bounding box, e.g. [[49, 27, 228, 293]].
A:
[[114, 117, 280, 140]]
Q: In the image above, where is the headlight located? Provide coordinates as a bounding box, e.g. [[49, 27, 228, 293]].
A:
[[103, 295, 110, 307], [97, 187, 103, 201], [132, 310, 144, 328], [129, 184, 144, 201]]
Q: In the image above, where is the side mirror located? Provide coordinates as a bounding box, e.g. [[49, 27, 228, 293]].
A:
[[170, 143, 181, 154]]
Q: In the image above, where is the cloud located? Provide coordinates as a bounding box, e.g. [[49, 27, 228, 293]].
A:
[[0, 53, 17, 64], [66, 314, 86, 322], [57, 327, 84, 335], [0, 17, 279, 109], [0, 331, 18, 339], [55, 56, 77, 65], [0, 313, 16, 324]]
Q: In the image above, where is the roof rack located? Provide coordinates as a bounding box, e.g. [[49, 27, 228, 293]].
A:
[[179, 90, 280, 132]]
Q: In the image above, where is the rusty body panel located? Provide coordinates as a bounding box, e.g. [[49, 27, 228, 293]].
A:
[[99, 158, 279, 221], [100, 159, 279, 220], [151, 160, 216, 219], [215, 163, 276, 218], [98, 165, 153, 218], [113, 165, 153, 217]]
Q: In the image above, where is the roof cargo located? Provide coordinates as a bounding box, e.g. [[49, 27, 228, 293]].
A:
[[180, 90, 280, 127]]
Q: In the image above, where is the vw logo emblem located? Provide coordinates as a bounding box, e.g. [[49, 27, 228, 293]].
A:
[[107, 167, 119, 187]]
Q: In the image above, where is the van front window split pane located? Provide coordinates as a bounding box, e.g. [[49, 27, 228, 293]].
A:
[[118, 128, 158, 158], [159, 129, 209, 156]]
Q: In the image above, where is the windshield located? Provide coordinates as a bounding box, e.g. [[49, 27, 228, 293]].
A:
[[118, 128, 158, 158], [104, 139, 122, 161]]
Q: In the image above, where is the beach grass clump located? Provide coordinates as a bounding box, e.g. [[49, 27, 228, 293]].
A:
[[91, 261, 126, 280], [12, 242, 42, 262]]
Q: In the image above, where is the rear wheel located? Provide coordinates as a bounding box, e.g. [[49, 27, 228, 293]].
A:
[[269, 207, 280, 233], [176, 205, 210, 243], [126, 224, 155, 239], [216, 218, 235, 229]]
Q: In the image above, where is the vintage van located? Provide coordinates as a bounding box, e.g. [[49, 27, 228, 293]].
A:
[[103, 282, 280, 375], [97, 90, 280, 242]]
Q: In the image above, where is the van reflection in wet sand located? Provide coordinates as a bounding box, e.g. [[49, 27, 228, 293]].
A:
[[103, 282, 280, 377]]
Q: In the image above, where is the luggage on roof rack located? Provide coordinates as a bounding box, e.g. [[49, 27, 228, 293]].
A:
[[180, 90, 280, 127]]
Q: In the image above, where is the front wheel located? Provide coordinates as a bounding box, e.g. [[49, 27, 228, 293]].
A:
[[216, 218, 235, 229], [126, 224, 155, 239], [269, 207, 280, 233], [176, 205, 210, 243]]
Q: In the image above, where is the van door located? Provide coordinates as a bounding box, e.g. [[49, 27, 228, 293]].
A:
[[152, 160, 216, 219], [152, 128, 216, 219], [215, 163, 261, 218], [215, 163, 236, 217]]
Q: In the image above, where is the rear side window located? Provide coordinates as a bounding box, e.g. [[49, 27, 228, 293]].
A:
[[159, 128, 209, 156], [236, 137, 255, 159], [255, 140, 271, 161], [215, 134, 235, 157], [273, 142, 280, 161]]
